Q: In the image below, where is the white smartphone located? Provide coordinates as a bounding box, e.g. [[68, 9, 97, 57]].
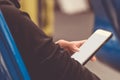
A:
[[71, 29, 112, 65]]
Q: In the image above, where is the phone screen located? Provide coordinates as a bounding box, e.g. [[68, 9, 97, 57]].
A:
[[71, 29, 112, 65]]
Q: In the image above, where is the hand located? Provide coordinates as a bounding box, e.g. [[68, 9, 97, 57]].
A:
[[55, 39, 96, 62], [55, 39, 85, 53]]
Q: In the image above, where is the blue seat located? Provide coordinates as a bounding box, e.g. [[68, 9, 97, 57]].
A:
[[90, 0, 120, 71], [0, 10, 30, 79]]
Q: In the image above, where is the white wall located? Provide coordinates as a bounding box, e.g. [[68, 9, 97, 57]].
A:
[[57, 0, 90, 15]]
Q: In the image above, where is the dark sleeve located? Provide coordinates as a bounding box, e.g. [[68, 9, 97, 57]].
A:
[[1, 5, 101, 80]]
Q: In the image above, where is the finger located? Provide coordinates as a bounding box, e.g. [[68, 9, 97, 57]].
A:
[[72, 47, 79, 52], [91, 56, 97, 62], [77, 40, 87, 47], [80, 40, 87, 45]]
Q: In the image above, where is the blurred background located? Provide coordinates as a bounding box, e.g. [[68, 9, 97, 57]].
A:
[[1, 0, 119, 80]]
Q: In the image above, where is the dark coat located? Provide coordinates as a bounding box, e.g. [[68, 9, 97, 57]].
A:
[[0, 0, 100, 80]]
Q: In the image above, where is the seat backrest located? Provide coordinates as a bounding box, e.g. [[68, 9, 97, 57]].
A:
[[90, 0, 120, 71], [90, 0, 120, 39], [0, 10, 30, 80]]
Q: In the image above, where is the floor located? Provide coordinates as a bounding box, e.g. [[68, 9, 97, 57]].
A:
[[53, 11, 120, 80]]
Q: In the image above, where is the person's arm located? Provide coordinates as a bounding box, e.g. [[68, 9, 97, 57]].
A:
[[1, 5, 100, 80]]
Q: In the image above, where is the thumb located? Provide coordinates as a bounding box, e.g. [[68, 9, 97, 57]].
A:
[[72, 46, 80, 52]]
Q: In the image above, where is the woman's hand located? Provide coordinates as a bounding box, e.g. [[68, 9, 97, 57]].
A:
[[55, 39, 96, 62]]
